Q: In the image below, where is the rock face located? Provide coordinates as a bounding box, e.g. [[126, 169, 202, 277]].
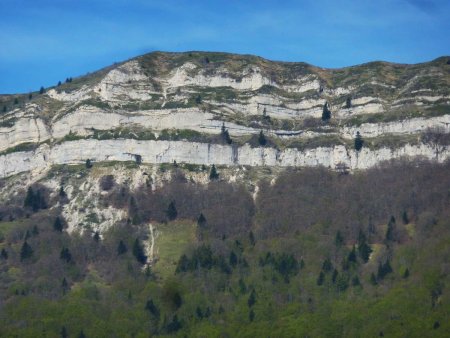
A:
[[1, 139, 448, 179], [1, 51, 449, 177]]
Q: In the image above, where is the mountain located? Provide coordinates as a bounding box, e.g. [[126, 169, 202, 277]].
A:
[[0, 52, 449, 178], [0, 52, 449, 337]]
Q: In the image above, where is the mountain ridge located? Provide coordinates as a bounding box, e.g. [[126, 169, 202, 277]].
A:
[[0, 50, 449, 178]]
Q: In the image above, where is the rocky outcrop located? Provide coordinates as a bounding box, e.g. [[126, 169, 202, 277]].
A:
[[1, 139, 448, 179], [1, 51, 449, 178]]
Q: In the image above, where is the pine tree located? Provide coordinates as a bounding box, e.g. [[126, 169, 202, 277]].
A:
[[78, 330, 86, 338], [145, 299, 160, 319], [197, 213, 207, 228], [403, 268, 410, 278], [132, 238, 147, 264], [322, 102, 331, 121], [258, 130, 267, 146], [249, 309, 255, 322], [370, 273, 378, 285], [317, 271, 325, 285], [332, 269, 338, 283], [348, 245, 357, 263], [402, 210, 409, 224], [377, 259, 393, 280], [322, 258, 333, 272], [14, 97, 19, 105], [61, 326, 68, 338], [209, 164, 219, 180], [354, 131, 364, 151], [20, 241, 33, 261], [239, 278, 247, 294], [221, 123, 232, 144], [335, 230, 344, 247], [24, 187, 34, 209], [93, 231, 100, 242], [249, 230, 256, 246], [346, 96, 352, 109], [166, 201, 178, 221], [57, 81, 62, 86], [166, 315, 182, 333], [85, 159, 93, 169], [0, 248, 8, 260], [385, 216, 396, 242], [53, 217, 63, 232], [61, 277, 69, 294], [357, 230, 372, 263], [117, 240, 127, 255], [229, 251, 238, 267], [195, 95, 202, 104], [60, 248, 72, 263], [248, 289, 256, 307], [59, 186, 67, 198], [351, 276, 360, 286], [173, 292, 182, 309], [176, 254, 190, 273], [196, 306, 203, 319], [39, 86, 45, 94]]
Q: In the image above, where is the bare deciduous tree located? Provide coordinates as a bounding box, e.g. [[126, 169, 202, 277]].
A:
[[421, 127, 449, 161]]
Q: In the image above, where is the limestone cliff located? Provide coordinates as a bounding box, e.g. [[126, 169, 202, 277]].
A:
[[1, 52, 449, 177]]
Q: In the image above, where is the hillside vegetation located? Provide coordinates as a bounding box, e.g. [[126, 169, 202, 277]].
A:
[[0, 159, 449, 337]]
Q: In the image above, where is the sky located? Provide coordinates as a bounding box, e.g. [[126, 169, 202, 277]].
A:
[[1, 0, 449, 93]]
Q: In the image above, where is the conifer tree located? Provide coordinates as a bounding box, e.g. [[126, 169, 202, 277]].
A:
[[249, 309, 255, 322], [370, 273, 378, 285], [322, 258, 333, 272], [332, 269, 338, 283], [209, 164, 219, 180], [348, 245, 357, 263], [357, 230, 372, 263], [132, 238, 147, 264], [24, 187, 34, 209], [117, 240, 127, 255], [20, 241, 33, 261], [0, 248, 8, 260], [229, 251, 238, 267], [322, 102, 331, 121], [248, 289, 256, 307], [61, 326, 68, 338], [93, 231, 100, 242], [249, 230, 256, 246], [60, 248, 72, 263], [85, 159, 93, 169], [258, 130, 267, 146], [197, 213, 207, 228], [167, 201, 178, 221], [403, 268, 410, 278], [221, 123, 232, 144], [335, 230, 344, 247], [385, 216, 396, 242], [53, 217, 63, 232], [145, 299, 160, 319], [61, 277, 69, 294], [354, 131, 364, 151], [352, 276, 360, 286], [346, 96, 352, 109], [402, 210, 409, 225], [317, 271, 325, 285]]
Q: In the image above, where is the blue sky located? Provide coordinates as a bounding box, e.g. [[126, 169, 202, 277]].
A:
[[1, 0, 449, 93]]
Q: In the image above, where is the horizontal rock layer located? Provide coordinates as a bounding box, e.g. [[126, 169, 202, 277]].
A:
[[1, 139, 448, 178]]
